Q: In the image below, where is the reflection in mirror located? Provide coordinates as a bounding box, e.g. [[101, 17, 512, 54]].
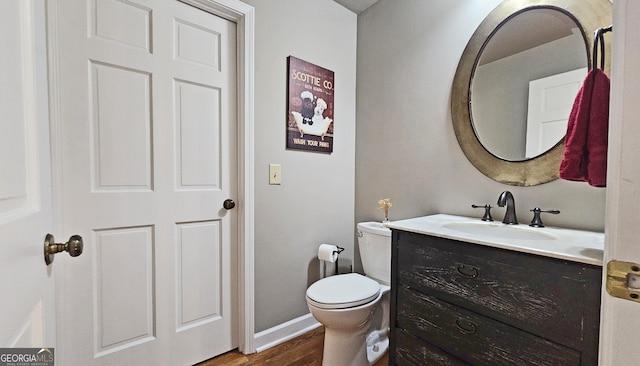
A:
[[471, 8, 587, 161], [452, 0, 611, 186]]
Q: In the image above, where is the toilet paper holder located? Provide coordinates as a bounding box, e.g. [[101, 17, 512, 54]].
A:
[[319, 245, 345, 277], [333, 246, 345, 275]]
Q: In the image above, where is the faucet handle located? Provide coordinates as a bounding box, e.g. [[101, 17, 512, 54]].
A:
[[472, 204, 494, 222], [529, 207, 560, 227]]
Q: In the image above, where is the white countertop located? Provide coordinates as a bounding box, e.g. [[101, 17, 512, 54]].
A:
[[386, 214, 604, 266]]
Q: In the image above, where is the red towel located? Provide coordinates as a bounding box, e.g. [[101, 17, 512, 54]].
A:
[[559, 69, 610, 187]]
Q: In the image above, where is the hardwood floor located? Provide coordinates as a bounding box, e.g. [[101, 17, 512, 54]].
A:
[[196, 326, 389, 366]]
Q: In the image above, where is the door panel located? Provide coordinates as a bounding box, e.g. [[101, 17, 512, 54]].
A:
[[176, 221, 222, 329], [94, 226, 155, 356], [91, 63, 153, 190], [175, 81, 221, 188], [52, 0, 237, 364], [0, 0, 55, 349]]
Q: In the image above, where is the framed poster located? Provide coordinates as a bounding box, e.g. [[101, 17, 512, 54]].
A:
[[286, 56, 335, 153]]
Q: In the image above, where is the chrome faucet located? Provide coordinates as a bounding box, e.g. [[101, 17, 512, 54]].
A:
[[497, 191, 518, 225]]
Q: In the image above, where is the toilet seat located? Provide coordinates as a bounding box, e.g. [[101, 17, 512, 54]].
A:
[[306, 273, 380, 309]]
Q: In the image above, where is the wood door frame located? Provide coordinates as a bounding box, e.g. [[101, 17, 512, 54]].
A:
[[46, 0, 257, 355]]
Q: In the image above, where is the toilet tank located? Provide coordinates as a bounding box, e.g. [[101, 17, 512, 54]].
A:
[[357, 222, 391, 285]]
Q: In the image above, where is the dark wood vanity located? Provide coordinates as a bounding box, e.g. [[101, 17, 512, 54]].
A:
[[389, 229, 602, 366]]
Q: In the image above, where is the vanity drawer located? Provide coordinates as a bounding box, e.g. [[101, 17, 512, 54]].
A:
[[395, 231, 601, 350], [396, 286, 581, 366], [394, 328, 469, 366]]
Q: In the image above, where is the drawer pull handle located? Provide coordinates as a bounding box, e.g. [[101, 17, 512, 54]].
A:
[[456, 264, 480, 278], [455, 319, 477, 334]]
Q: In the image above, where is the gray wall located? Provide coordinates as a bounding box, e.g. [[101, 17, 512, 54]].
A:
[[240, 0, 357, 332], [354, 1, 606, 270]]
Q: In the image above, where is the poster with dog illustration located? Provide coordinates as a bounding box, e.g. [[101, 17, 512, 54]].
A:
[[286, 56, 334, 153]]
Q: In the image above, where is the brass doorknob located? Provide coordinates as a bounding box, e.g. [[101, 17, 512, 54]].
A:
[[44, 234, 83, 265], [223, 199, 236, 210]]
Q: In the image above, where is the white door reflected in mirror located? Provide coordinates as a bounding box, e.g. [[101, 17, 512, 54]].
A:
[[525, 67, 587, 158]]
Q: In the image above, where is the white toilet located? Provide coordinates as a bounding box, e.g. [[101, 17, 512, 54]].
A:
[[306, 222, 391, 366]]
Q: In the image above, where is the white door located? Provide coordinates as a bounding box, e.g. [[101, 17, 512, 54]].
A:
[[525, 67, 587, 158], [50, 0, 238, 364], [600, 0, 640, 365], [0, 0, 56, 350]]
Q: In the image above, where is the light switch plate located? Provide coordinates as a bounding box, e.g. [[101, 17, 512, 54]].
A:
[[269, 164, 281, 185]]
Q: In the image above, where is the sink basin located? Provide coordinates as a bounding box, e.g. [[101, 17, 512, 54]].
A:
[[442, 222, 556, 241], [386, 214, 604, 266]]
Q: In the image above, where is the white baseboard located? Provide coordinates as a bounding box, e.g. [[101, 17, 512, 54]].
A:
[[253, 313, 321, 353]]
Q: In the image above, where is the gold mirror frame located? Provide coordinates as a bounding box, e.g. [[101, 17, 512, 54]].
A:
[[451, 0, 611, 186]]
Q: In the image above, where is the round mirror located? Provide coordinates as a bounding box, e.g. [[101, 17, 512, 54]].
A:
[[472, 8, 587, 161], [452, 0, 611, 186]]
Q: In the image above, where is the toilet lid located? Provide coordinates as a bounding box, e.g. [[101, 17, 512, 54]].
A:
[[306, 273, 380, 309]]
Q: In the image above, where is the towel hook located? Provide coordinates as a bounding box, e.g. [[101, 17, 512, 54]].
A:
[[592, 25, 612, 70]]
